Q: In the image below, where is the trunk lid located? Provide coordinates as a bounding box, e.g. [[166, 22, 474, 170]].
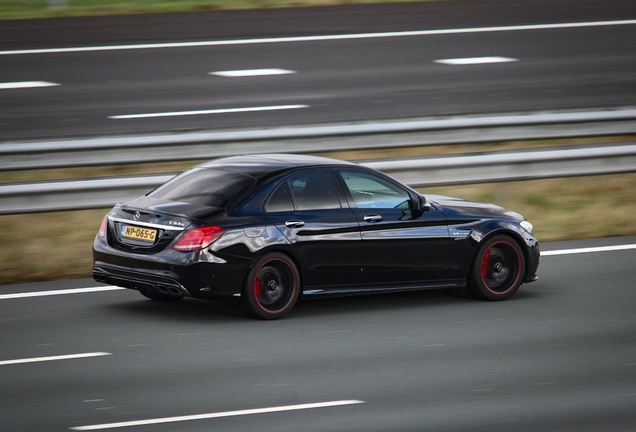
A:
[[106, 196, 223, 253]]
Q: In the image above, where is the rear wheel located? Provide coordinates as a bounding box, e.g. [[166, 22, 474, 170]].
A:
[[468, 235, 525, 301], [241, 253, 300, 320]]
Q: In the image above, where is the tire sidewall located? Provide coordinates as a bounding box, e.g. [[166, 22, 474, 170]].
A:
[[242, 252, 300, 319], [469, 234, 525, 301]]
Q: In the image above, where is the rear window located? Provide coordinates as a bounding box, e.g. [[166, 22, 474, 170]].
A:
[[148, 168, 256, 208]]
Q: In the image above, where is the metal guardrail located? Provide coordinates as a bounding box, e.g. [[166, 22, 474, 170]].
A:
[[2, 143, 635, 215], [0, 174, 173, 215], [371, 143, 636, 187], [2, 108, 636, 171]]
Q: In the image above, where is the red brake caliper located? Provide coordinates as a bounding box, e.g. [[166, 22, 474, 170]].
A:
[[481, 250, 491, 278], [254, 277, 262, 297]]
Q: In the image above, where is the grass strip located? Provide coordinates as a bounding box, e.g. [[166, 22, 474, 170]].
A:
[[1, 0, 426, 20]]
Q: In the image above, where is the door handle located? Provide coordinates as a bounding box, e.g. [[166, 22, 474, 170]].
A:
[[285, 220, 305, 228], [363, 215, 383, 223]]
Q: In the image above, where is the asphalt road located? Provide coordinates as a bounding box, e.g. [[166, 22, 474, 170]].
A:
[[1, 0, 636, 140], [1, 236, 635, 432]]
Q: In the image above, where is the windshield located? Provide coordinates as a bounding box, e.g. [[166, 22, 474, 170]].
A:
[[148, 168, 256, 208]]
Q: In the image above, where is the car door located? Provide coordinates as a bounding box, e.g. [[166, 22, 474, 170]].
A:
[[265, 169, 362, 288], [336, 169, 450, 286]]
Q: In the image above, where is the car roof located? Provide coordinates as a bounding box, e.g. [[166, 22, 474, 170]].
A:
[[197, 154, 358, 178]]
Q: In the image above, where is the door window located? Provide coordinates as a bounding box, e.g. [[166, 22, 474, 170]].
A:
[[266, 171, 342, 212], [339, 171, 411, 209], [265, 182, 295, 213], [289, 172, 342, 210]]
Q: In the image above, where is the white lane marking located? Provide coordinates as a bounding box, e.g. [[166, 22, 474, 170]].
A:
[[70, 400, 366, 430], [109, 104, 308, 119], [1, 244, 631, 301], [542, 244, 636, 256], [0, 81, 60, 89], [434, 56, 518, 65], [0, 352, 112, 366], [2, 20, 635, 56], [210, 68, 296, 77], [0, 286, 124, 300]]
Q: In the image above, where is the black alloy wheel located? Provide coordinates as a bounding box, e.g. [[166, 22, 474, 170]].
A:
[[242, 253, 300, 319], [468, 235, 525, 301]]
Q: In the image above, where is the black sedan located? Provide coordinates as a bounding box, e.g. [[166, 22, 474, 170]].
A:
[[93, 154, 539, 319]]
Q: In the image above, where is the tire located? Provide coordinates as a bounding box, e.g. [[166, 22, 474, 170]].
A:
[[241, 253, 300, 320], [467, 235, 525, 301]]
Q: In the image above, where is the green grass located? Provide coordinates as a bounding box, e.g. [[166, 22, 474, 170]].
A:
[[425, 174, 636, 241], [0, 0, 425, 19], [1, 172, 635, 285]]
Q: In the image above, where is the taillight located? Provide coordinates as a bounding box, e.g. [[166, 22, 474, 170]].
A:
[[172, 227, 224, 252], [98, 215, 108, 238]]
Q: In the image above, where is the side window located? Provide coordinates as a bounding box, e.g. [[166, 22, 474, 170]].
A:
[[339, 171, 412, 209], [289, 171, 342, 211], [265, 182, 294, 213]]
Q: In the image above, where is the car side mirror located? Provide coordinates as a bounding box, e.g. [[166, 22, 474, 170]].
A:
[[412, 194, 430, 213]]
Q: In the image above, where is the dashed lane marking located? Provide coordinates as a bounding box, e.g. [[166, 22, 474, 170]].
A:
[[70, 400, 366, 430], [109, 104, 308, 119], [0, 81, 60, 89], [0, 352, 112, 366], [210, 68, 296, 77], [434, 56, 518, 65]]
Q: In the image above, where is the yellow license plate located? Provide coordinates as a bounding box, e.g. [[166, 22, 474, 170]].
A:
[[121, 225, 157, 242]]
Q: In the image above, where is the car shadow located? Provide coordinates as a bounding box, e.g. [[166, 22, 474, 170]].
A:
[[293, 285, 544, 318], [104, 285, 542, 322], [295, 288, 472, 316], [104, 295, 245, 323]]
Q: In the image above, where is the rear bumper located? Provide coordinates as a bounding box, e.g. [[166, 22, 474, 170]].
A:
[[93, 235, 251, 299], [93, 263, 190, 298]]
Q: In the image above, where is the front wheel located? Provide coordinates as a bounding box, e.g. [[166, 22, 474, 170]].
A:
[[241, 253, 300, 320], [467, 235, 525, 301]]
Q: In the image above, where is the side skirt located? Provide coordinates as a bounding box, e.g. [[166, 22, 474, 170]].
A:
[[301, 279, 466, 298]]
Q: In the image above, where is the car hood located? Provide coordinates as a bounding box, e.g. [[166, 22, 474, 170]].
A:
[[426, 194, 525, 221]]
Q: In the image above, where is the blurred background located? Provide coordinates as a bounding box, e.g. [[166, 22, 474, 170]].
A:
[[1, 3, 635, 432], [2, 0, 635, 284]]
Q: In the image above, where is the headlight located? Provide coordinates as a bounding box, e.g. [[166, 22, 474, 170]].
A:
[[520, 220, 534, 235]]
